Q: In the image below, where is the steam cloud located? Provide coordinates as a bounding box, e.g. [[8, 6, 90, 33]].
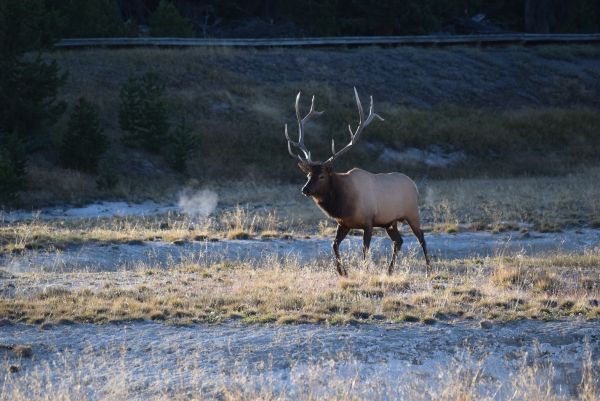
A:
[[424, 186, 435, 207], [178, 188, 218, 218]]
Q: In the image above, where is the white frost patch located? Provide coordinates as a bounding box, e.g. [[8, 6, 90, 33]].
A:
[[3, 229, 599, 274], [1, 190, 219, 223], [0, 201, 178, 222]]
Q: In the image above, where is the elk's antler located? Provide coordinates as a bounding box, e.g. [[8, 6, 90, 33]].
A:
[[284, 92, 323, 164], [325, 87, 383, 164]]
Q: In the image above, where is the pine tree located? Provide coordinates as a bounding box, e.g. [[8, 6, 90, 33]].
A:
[[59, 98, 108, 173], [163, 118, 199, 173], [149, 0, 195, 37], [0, 0, 66, 203], [118, 72, 170, 153], [51, 0, 132, 38]]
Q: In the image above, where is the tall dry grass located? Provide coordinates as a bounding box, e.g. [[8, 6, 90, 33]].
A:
[[1, 341, 597, 400], [3, 168, 600, 254], [1, 248, 598, 325]]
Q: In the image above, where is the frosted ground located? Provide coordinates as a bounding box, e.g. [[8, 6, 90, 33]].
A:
[[0, 201, 598, 400], [1, 228, 599, 274], [1, 319, 598, 400]]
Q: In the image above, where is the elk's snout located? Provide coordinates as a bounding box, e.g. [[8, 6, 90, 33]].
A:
[[301, 184, 311, 196]]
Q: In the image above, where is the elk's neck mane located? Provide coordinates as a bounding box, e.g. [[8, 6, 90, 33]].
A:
[[314, 174, 353, 219]]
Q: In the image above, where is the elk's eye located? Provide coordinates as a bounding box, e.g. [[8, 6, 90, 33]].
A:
[[319, 175, 325, 180]]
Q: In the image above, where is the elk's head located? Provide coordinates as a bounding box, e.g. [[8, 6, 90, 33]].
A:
[[284, 87, 383, 198], [298, 162, 333, 197]]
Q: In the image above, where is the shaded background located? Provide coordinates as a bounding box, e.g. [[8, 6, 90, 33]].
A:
[[1, 0, 599, 207], [57, 0, 600, 38]]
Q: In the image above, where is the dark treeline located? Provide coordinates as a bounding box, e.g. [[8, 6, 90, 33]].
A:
[[126, 0, 599, 35], [0, 0, 194, 204], [48, 0, 600, 38]]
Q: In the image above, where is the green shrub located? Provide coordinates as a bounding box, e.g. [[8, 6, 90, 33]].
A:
[[59, 98, 108, 173], [149, 0, 195, 37], [163, 118, 199, 173], [118, 72, 169, 153]]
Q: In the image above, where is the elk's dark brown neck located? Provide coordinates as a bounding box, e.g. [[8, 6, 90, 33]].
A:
[[314, 174, 353, 219]]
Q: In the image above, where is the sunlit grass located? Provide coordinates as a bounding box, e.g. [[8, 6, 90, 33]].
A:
[[2, 168, 600, 256], [0, 249, 598, 326]]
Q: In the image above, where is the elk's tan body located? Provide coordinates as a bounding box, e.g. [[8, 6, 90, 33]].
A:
[[314, 169, 420, 230], [285, 88, 430, 276]]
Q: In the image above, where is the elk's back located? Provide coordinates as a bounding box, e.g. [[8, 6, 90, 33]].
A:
[[344, 169, 419, 228]]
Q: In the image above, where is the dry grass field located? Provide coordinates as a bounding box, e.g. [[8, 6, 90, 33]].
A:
[[1, 251, 599, 326], [1, 170, 599, 326], [3, 167, 599, 256], [1, 174, 599, 399]]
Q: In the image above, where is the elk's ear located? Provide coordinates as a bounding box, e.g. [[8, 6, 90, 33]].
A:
[[298, 162, 311, 175]]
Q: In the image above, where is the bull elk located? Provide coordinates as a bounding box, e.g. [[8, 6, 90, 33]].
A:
[[284, 88, 431, 276]]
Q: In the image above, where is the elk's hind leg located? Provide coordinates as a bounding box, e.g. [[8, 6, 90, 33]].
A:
[[333, 225, 350, 276], [385, 223, 403, 275], [407, 219, 431, 275], [362, 225, 373, 260]]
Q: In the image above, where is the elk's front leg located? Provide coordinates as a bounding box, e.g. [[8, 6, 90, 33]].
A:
[[333, 225, 350, 276], [362, 225, 373, 260]]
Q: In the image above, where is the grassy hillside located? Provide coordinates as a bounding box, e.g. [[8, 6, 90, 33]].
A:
[[25, 44, 600, 205]]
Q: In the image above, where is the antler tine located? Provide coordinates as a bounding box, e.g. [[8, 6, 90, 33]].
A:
[[285, 124, 303, 161], [293, 93, 311, 161], [326, 87, 384, 164], [284, 92, 322, 164], [354, 86, 364, 127]]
